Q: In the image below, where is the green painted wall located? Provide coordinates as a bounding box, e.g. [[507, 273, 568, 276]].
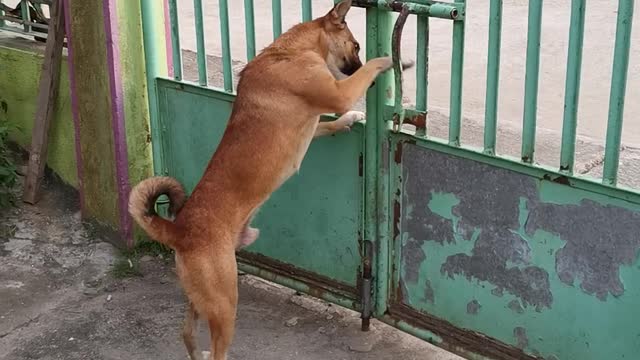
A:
[[0, 41, 77, 187]]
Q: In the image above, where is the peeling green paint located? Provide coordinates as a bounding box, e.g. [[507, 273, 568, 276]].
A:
[[397, 144, 640, 359]]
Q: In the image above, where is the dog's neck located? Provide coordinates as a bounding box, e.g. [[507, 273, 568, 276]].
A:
[[268, 19, 330, 59]]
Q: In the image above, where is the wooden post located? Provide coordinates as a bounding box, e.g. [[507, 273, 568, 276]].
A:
[[23, 0, 66, 204]]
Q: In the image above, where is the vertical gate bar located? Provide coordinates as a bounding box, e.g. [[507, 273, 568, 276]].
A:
[[415, 15, 428, 137], [141, 0, 169, 176], [371, 9, 395, 319], [219, 0, 233, 92], [0, 0, 5, 28], [448, 0, 465, 146], [483, 0, 502, 155], [364, 6, 379, 324], [21, 0, 31, 32], [244, 0, 256, 60], [168, 0, 183, 81], [193, 0, 208, 86], [272, 0, 282, 39], [559, 0, 586, 173], [603, 0, 634, 186], [302, 0, 312, 22], [521, 0, 543, 163]]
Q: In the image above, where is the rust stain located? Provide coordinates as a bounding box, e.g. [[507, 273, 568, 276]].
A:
[[387, 304, 540, 360], [237, 251, 355, 295], [542, 174, 571, 185], [393, 199, 401, 241], [394, 141, 403, 164], [403, 113, 427, 132]]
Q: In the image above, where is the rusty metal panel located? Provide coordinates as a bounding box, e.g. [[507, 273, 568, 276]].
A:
[[391, 140, 640, 360]]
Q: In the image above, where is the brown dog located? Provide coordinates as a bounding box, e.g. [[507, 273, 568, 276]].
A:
[[129, 1, 412, 359]]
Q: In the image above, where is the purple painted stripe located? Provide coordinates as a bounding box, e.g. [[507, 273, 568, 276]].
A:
[[103, 0, 133, 246], [62, 0, 85, 214], [163, 0, 174, 77]]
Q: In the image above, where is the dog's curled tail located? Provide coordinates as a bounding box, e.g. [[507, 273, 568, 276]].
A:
[[129, 176, 186, 250]]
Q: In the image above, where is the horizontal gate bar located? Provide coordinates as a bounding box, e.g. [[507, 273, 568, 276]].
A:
[[559, 0, 586, 174], [352, 0, 464, 20], [603, 0, 634, 186]]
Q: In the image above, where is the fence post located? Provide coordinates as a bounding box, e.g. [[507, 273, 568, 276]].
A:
[[364, 6, 395, 320], [140, 0, 168, 178]]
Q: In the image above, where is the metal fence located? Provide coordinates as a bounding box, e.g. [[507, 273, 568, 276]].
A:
[[0, 0, 51, 40], [163, 0, 636, 195]]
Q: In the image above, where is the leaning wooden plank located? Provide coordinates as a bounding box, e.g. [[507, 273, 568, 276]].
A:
[[23, 0, 66, 204]]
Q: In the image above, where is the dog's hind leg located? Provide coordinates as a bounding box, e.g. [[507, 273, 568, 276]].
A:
[[205, 301, 237, 360], [183, 302, 200, 360]]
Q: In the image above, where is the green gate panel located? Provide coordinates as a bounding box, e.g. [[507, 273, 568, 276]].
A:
[[156, 78, 363, 298], [392, 140, 640, 360], [157, 80, 233, 191], [244, 124, 363, 289]]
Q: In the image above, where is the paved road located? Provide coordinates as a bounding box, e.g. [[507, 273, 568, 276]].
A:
[[176, 0, 640, 149]]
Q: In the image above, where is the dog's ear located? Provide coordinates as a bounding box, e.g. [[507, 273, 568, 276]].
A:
[[327, 0, 352, 28]]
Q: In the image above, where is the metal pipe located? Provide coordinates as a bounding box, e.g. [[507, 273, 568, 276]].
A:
[[448, 0, 465, 146], [219, 0, 233, 92], [244, 0, 256, 61], [302, 0, 312, 22], [272, 0, 282, 39], [559, 0, 586, 173], [167, 0, 182, 81], [391, 5, 409, 132], [352, 0, 463, 20], [193, 0, 207, 86], [483, 0, 502, 155], [603, 0, 634, 185], [521, 0, 543, 163]]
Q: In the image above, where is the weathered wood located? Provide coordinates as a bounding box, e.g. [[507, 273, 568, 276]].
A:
[[23, 0, 66, 204]]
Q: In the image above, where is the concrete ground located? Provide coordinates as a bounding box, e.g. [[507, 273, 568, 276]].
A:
[[0, 175, 462, 360]]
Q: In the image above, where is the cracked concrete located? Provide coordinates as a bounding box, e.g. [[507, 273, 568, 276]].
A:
[[0, 175, 461, 360]]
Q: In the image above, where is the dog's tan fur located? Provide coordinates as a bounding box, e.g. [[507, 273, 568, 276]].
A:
[[129, 2, 411, 359]]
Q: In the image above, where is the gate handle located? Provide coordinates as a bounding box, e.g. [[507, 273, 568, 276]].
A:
[[391, 4, 410, 132]]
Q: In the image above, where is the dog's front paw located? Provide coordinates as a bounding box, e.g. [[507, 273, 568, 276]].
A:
[[201, 351, 211, 360], [402, 59, 415, 70], [335, 111, 365, 132], [370, 57, 393, 72]]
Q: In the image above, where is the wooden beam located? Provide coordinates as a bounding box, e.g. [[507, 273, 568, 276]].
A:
[[23, 0, 66, 204]]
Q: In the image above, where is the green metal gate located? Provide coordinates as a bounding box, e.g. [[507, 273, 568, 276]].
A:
[[141, 1, 639, 359]]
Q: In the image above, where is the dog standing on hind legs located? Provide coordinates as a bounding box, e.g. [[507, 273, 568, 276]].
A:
[[128, 1, 413, 359]]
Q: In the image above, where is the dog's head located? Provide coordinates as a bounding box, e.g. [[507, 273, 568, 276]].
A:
[[322, 0, 362, 77]]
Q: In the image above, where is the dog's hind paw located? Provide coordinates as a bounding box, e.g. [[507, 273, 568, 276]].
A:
[[201, 351, 211, 360]]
